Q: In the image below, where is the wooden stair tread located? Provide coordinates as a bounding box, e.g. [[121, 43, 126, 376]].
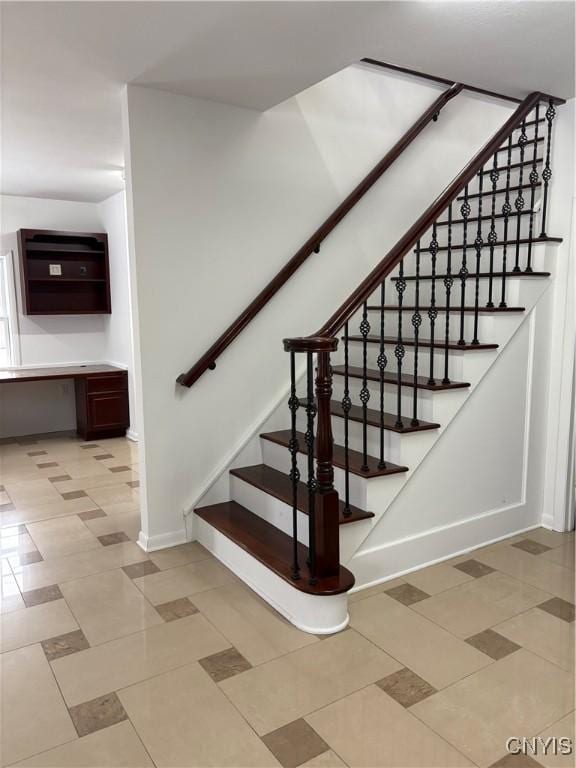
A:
[[329, 400, 440, 432], [392, 271, 550, 281], [345, 335, 498, 351], [230, 464, 373, 524], [332, 365, 470, 391], [261, 430, 408, 478], [367, 305, 525, 313], [195, 501, 355, 595]]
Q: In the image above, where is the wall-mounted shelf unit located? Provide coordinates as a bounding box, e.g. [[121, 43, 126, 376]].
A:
[[18, 229, 111, 315]]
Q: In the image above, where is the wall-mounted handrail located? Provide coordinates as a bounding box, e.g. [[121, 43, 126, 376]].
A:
[[285, 91, 555, 352], [176, 82, 463, 388], [362, 58, 566, 106]]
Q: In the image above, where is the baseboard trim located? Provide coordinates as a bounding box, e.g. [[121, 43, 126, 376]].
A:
[[349, 503, 540, 592], [137, 528, 187, 552], [126, 429, 139, 442]]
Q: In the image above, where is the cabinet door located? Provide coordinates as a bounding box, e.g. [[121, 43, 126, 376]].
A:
[[87, 391, 129, 430]]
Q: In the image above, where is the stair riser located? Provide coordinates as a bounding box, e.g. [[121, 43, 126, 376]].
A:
[[388, 278, 525, 308], [331, 377, 437, 421], [399, 244, 552, 280], [230, 474, 310, 545], [343, 345, 467, 382], [361, 312, 499, 342], [230, 475, 372, 563], [261, 437, 369, 509]]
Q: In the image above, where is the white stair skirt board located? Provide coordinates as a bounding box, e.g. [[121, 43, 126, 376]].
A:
[[195, 516, 349, 635]]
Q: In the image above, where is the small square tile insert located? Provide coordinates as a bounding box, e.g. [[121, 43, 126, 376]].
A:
[[13, 550, 43, 565], [49, 474, 72, 483], [465, 629, 521, 660], [489, 753, 544, 768], [122, 560, 160, 579], [80, 444, 100, 450], [109, 465, 131, 473], [154, 597, 198, 622], [199, 647, 252, 682], [512, 539, 552, 555], [385, 583, 430, 606], [97, 531, 130, 546], [537, 597, 575, 623], [23, 584, 63, 608], [262, 719, 329, 768], [0, 502, 15, 512], [69, 692, 128, 737], [453, 559, 495, 578], [37, 461, 59, 469], [94, 453, 114, 460], [78, 509, 107, 521], [42, 629, 90, 662], [376, 667, 437, 707], [27, 450, 47, 456], [127, 480, 140, 488], [61, 490, 88, 500]]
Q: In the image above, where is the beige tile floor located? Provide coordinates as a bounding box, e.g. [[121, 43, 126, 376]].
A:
[[0, 433, 574, 768]]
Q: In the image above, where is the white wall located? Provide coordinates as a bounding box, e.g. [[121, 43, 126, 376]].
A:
[[0, 193, 137, 438], [124, 65, 517, 547]]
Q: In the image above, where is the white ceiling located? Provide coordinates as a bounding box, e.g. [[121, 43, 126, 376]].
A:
[[1, 1, 574, 203]]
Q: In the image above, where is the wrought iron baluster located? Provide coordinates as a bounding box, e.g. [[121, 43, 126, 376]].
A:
[[443, 207, 454, 384], [288, 351, 300, 580], [526, 104, 541, 273], [359, 302, 371, 472], [341, 323, 351, 515], [378, 283, 387, 468], [305, 352, 317, 585], [411, 242, 422, 425], [540, 99, 556, 239], [472, 170, 484, 345], [500, 136, 513, 307], [428, 223, 439, 383], [395, 259, 406, 427], [458, 186, 470, 346], [486, 155, 499, 307], [513, 120, 528, 272]]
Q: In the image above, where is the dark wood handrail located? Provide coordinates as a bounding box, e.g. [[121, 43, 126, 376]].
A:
[[177, 82, 463, 387], [362, 58, 566, 107], [285, 90, 548, 352]]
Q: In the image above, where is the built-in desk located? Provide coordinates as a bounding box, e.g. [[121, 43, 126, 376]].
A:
[[0, 364, 129, 440]]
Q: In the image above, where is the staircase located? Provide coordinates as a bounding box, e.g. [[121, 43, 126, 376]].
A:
[[182, 84, 565, 634]]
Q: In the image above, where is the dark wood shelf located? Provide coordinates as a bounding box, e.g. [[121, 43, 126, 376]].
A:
[[18, 229, 111, 315]]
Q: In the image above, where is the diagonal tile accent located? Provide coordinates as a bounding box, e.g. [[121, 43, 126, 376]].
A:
[[69, 692, 128, 737], [465, 629, 521, 660], [453, 559, 496, 578], [110, 465, 132, 473], [78, 508, 107, 521], [94, 453, 114, 460], [155, 596, 199, 621], [262, 719, 329, 768], [48, 474, 72, 483], [122, 560, 160, 579], [376, 666, 437, 707], [28, 450, 48, 456], [537, 597, 575, 623], [42, 629, 90, 662], [512, 539, 553, 555], [98, 531, 130, 546], [12, 550, 44, 565], [37, 461, 59, 469], [23, 584, 63, 607], [127, 480, 140, 488], [199, 647, 253, 682], [61, 490, 88, 500], [385, 583, 430, 605], [80, 444, 100, 450]]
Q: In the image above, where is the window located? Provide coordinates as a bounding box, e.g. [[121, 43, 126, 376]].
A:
[[0, 251, 20, 367]]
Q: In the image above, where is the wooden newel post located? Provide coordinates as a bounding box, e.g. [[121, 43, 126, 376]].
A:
[[314, 350, 340, 578]]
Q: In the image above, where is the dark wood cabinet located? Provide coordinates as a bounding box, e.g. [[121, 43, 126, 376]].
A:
[[18, 229, 111, 315], [75, 370, 129, 441]]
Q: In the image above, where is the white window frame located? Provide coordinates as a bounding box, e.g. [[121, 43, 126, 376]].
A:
[[0, 250, 21, 368]]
